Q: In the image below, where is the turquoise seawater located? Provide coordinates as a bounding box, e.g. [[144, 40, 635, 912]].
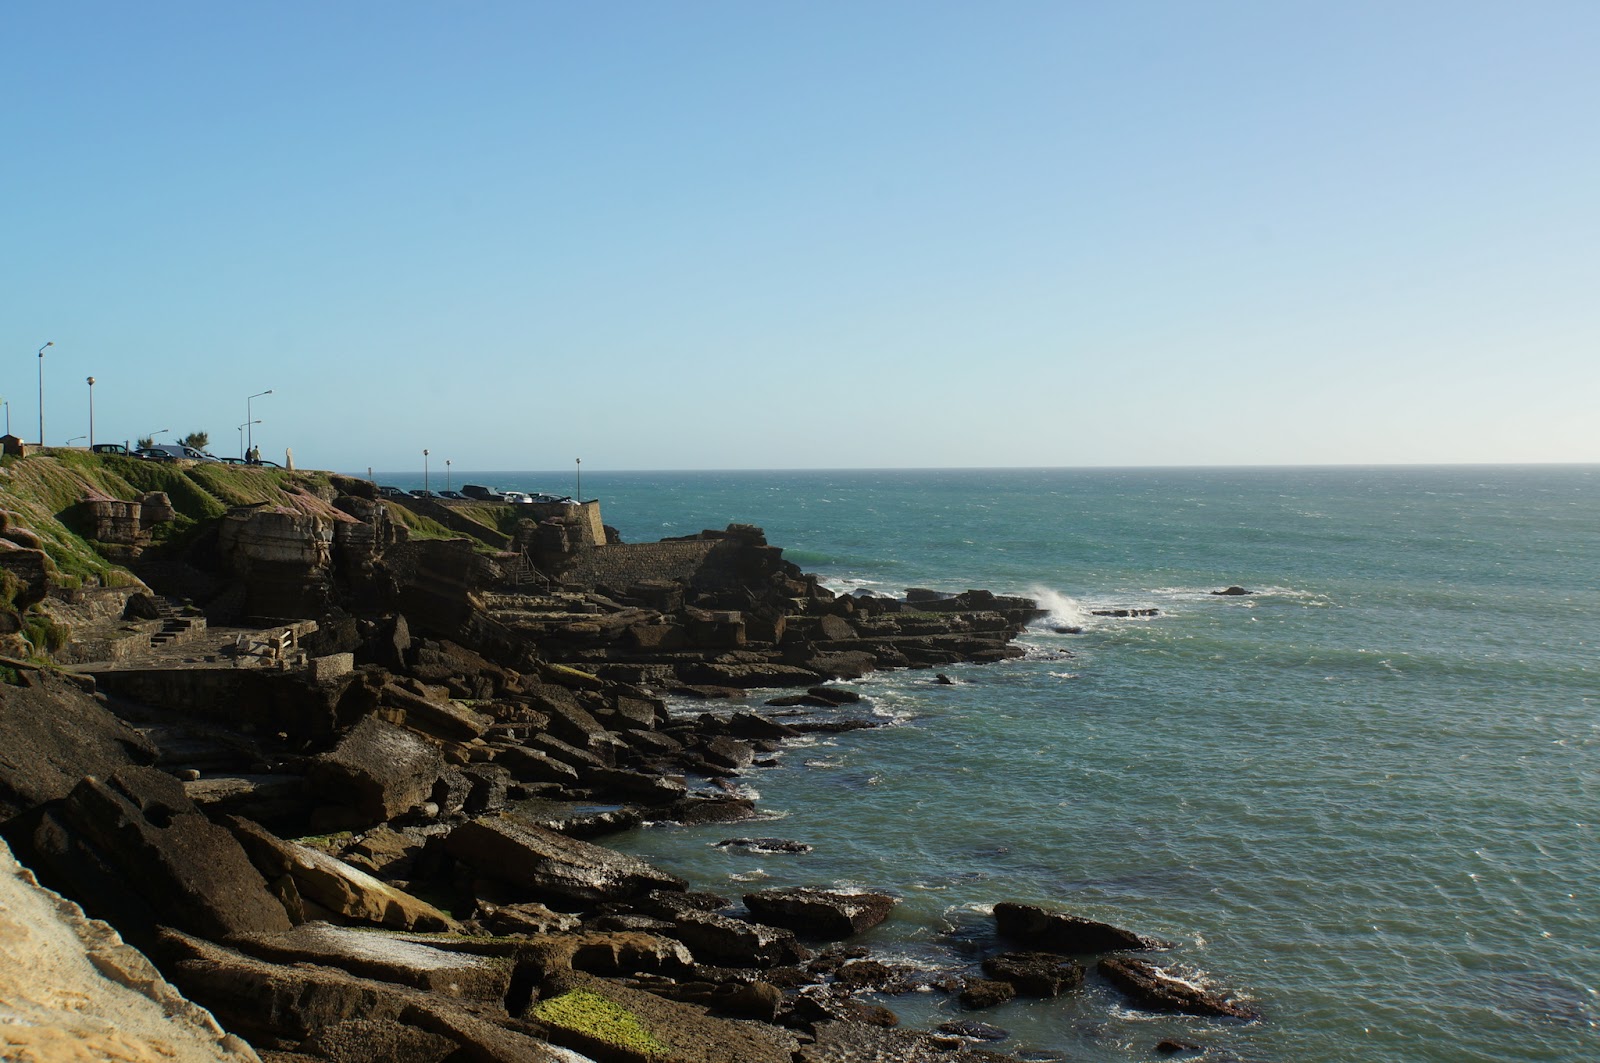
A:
[[373, 466, 1600, 1061]]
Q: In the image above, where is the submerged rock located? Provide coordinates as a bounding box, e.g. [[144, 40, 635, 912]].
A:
[[980, 951, 1086, 997], [1099, 956, 1257, 1019]]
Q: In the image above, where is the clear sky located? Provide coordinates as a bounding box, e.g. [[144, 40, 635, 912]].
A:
[[6, 1, 1598, 472]]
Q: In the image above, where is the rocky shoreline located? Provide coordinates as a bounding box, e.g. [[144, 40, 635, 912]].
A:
[[0, 459, 1255, 1061]]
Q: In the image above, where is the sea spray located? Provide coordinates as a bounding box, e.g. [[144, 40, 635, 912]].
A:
[[1028, 586, 1095, 631]]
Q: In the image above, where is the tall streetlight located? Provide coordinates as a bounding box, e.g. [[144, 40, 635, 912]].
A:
[[146, 428, 170, 449], [247, 389, 272, 456], [445, 459, 451, 490], [575, 458, 581, 503], [87, 377, 96, 450], [237, 420, 259, 460], [423, 449, 430, 495], [65, 436, 86, 447], [37, 342, 54, 445], [2, 398, 9, 436]]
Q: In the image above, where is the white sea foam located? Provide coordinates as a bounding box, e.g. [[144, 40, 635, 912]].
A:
[[1027, 586, 1095, 630]]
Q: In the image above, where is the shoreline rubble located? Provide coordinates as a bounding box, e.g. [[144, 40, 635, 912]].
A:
[[0, 464, 1254, 1061]]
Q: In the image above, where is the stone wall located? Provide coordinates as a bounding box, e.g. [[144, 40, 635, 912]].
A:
[[554, 540, 721, 590]]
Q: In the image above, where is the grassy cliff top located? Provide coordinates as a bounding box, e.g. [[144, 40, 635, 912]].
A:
[[0, 452, 458, 589]]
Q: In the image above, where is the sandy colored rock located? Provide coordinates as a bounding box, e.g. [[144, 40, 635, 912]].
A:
[[0, 837, 259, 1062]]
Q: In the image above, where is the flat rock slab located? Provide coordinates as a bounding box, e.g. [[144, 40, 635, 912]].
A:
[[161, 930, 571, 1059], [446, 814, 686, 904], [743, 887, 897, 939], [992, 901, 1160, 953], [231, 921, 511, 999], [230, 818, 457, 933], [379, 682, 492, 742], [797, 1019, 1028, 1062]]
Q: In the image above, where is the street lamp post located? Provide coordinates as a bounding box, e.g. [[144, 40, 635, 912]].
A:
[[445, 459, 451, 490], [247, 389, 272, 458], [575, 458, 581, 503], [3, 399, 9, 436], [65, 436, 85, 447], [87, 377, 96, 450], [423, 449, 430, 495], [146, 428, 170, 449], [37, 342, 54, 445]]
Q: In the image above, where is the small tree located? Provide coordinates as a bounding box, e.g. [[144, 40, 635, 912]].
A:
[[136, 436, 154, 450], [180, 431, 209, 451]]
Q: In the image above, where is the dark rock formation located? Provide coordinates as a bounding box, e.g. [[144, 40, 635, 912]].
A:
[[0, 672, 154, 824], [1211, 586, 1253, 596], [993, 901, 1161, 953], [957, 977, 1016, 1009], [656, 906, 806, 968], [980, 951, 1085, 996], [446, 814, 687, 904], [743, 887, 898, 939], [1098, 956, 1257, 1019], [308, 717, 443, 827], [29, 767, 291, 947]]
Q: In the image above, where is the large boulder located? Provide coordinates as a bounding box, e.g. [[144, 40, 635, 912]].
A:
[[308, 717, 444, 825], [446, 814, 686, 904], [30, 768, 291, 946], [0, 672, 155, 825], [992, 901, 1159, 953], [743, 887, 897, 939], [658, 907, 805, 968]]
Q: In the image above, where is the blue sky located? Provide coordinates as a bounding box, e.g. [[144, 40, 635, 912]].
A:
[[6, 1, 1597, 472]]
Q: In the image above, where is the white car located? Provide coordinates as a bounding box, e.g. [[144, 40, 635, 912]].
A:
[[500, 491, 534, 504]]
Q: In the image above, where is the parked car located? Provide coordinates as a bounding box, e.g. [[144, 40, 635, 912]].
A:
[[139, 443, 219, 463], [409, 489, 438, 499], [92, 443, 131, 456], [135, 448, 177, 462], [378, 486, 409, 499], [500, 491, 534, 504], [438, 490, 468, 500], [461, 484, 502, 501]]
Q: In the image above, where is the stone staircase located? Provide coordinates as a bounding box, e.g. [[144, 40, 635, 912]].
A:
[[148, 597, 207, 649], [504, 549, 555, 592]]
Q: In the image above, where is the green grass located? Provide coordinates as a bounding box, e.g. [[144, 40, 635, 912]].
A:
[[0, 452, 508, 604], [532, 988, 670, 1057], [386, 503, 466, 542]]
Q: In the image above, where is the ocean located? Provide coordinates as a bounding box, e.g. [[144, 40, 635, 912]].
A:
[[370, 466, 1599, 1061]]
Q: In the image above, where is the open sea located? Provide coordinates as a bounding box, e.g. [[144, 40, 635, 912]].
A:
[[372, 466, 1599, 1061]]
